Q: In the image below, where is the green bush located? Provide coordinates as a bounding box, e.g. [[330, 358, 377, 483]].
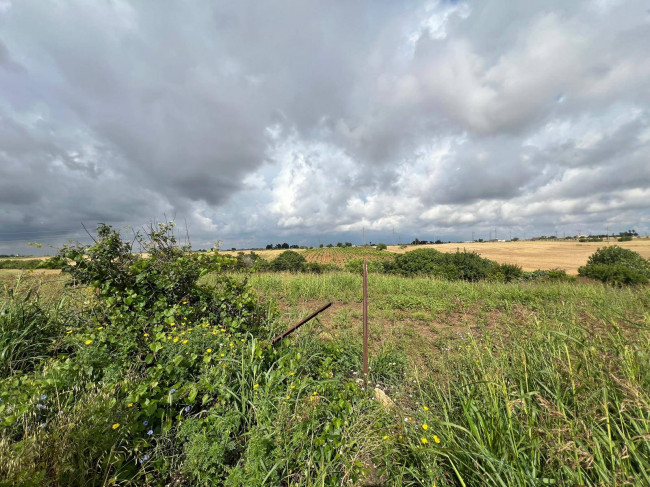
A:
[[376, 243, 387, 251], [617, 236, 632, 242], [523, 269, 575, 282], [344, 258, 387, 274], [0, 256, 66, 270], [269, 250, 307, 272], [578, 246, 650, 285], [388, 248, 498, 281], [491, 263, 524, 282]]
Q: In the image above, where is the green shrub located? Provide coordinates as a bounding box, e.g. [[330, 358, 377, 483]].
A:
[[389, 248, 498, 281], [491, 263, 524, 282], [344, 258, 386, 274], [0, 257, 66, 270], [376, 243, 387, 251], [578, 246, 650, 285], [303, 262, 323, 273], [269, 250, 307, 272], [523, 269, 575, 282], [617, 236, 632, 242]]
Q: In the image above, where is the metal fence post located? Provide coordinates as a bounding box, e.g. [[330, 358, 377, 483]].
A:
[[363, 259, 368, 389]]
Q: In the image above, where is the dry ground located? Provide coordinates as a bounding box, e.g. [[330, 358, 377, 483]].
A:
[[387, 238, 650, 274]]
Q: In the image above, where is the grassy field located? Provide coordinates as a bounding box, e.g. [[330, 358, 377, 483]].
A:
[[1, 241, 649, 485], [207, 272, 650, 485]]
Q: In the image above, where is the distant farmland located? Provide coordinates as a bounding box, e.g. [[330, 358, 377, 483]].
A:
[[221, 238, 650, 274]]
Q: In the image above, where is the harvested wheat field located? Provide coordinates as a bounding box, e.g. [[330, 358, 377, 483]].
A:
[[388, 238, 650, 274]]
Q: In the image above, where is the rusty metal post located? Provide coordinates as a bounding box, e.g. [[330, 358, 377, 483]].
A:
[[271, 302, 332, 346], [362, 258, 368, 389]]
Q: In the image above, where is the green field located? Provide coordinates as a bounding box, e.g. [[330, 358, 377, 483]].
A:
[[1, 230, 649, 486]]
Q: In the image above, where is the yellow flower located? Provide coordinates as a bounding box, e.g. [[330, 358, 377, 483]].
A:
[[420, 437, 428, 444], [422, 424, 428, 430], [66, 330, 73, 334], [127, 403, 133, 407], [173, 338, 179, 343], [220, 353, 225, 357], [85, 339, 92, 345], [112, 423, 120, 429], [182, 340, 188, 344], [240, 338, 245, 342], [285, 395, 290, 399], [206, 349, 212, 353], [433, 435, 440, 444], [383, 435, 389, 440], [290, 385, 295, 389], [229, 342, 234, 347], [97, 326, 103, 330], [182, 301, 187, 304], [423, 406, 429, 411], [144, 333, 149, 337], [253, 384, 259, 389]]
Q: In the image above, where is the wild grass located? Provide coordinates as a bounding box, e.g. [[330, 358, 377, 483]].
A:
[[236, 272, 650, 485]]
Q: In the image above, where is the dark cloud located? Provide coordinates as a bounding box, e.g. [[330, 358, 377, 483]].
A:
[[0, 0, 649, 253]]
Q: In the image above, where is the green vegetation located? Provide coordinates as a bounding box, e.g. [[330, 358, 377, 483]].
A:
[[242, 272, 650, 486], [579, 245, 650, 286], [384, 248, 522, 282], [0, 257, 66, 270], [268, 250, 308, 272], [1, 232, 649, 486]]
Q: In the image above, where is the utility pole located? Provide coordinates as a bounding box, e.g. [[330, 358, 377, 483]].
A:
[[392, 227, 395, 246], [362, 226, 365, 246], [472, 231, 475, 242]]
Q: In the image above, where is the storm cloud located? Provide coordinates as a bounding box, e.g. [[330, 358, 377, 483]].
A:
[[1, 0, 649, 252]]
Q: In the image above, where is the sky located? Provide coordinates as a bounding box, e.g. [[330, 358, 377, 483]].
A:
[[1, 0, 649, 254]]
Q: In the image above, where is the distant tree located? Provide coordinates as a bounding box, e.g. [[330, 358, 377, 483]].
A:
[[290, 244, 299, 249], [326, 243, 333, 248], [281, 243, 289, 249], [511, 237, 519, 242], [434, 240, 443, 244], [274, 244, 282, 249], [266, 244, 273, 250], [336, 242, 343, 247], [344, 242, 352, 247], [376, 242, 387, 251], [319, 244, 324, 248]]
